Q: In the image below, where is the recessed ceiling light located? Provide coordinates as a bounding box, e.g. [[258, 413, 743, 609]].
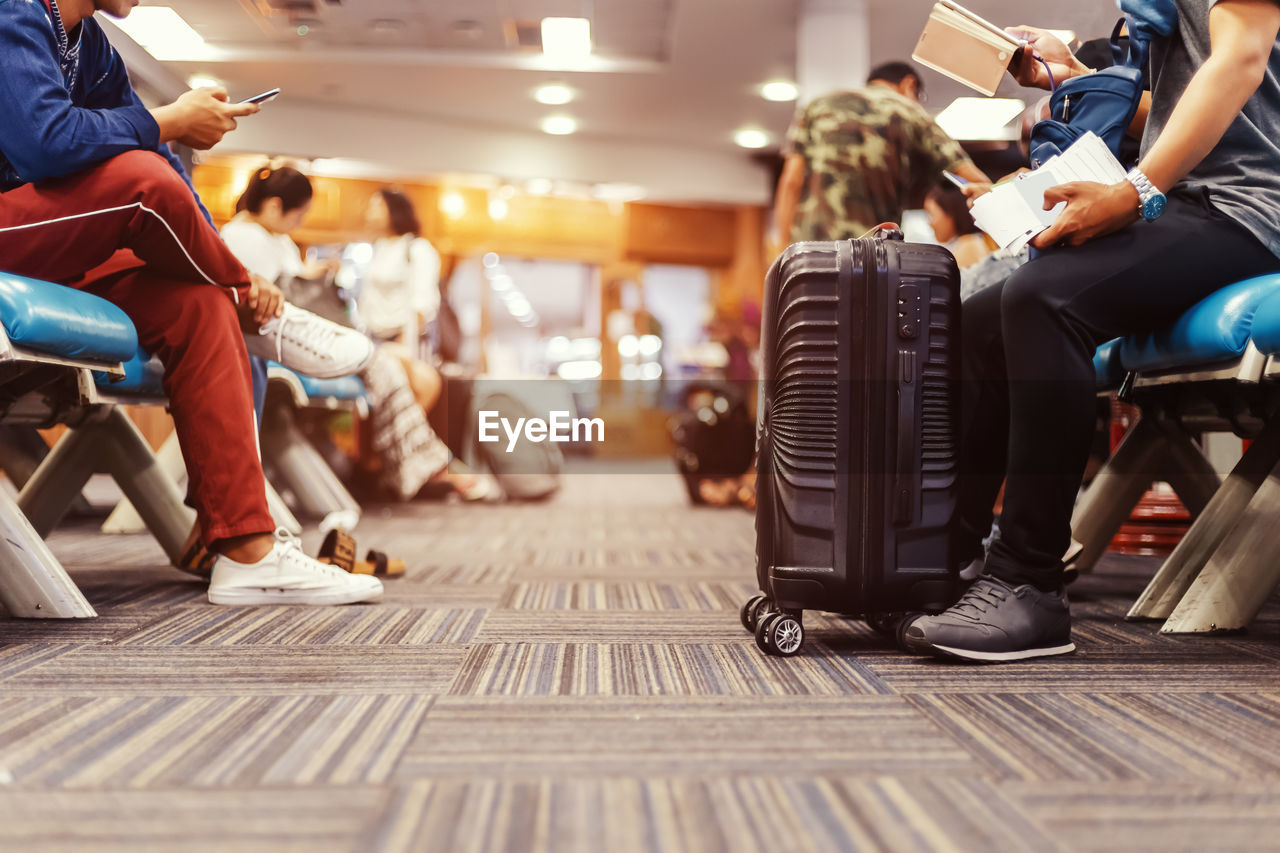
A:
[[934, 97, 1025, 141], [489, 198, 509, 221], [541, 115, 578, 136], [440, 192, 467, 219], [534, 83, 575, 105], [733, 128, 770, 149], [186, 73, 222, 91], [541, 17, 592, 62], [112, 6, 209, 61], [761, 80, 798, 102]]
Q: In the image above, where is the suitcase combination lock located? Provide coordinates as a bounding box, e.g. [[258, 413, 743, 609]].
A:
[[897, 284, 922, 340]]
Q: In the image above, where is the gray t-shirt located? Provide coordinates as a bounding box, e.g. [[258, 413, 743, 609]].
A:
[[1143, 0, 1280, 257]]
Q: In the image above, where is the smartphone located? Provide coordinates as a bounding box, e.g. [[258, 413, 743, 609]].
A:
[[242, 88, 281, 105], [942, 170, 970, 189]]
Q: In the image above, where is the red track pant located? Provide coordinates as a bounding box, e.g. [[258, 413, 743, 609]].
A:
[[0, 151, 274, 545]]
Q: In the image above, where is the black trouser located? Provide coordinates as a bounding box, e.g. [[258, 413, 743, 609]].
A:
[[957, 190, 1279, 590]]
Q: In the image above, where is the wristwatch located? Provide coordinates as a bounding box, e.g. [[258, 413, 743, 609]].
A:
[[1126, 167, 1167, 221]]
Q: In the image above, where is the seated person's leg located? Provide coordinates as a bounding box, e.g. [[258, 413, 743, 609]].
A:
[[910, 192, 1280, 662], [76, 261, 382, 606]]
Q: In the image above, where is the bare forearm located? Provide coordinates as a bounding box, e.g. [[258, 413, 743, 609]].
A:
[[952, 161, 991, 185], [1139, 54, 1264, 191]]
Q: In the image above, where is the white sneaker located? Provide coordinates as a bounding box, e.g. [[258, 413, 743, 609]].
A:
[[244, 303, 375, 379], [208, 528, 383, 606]]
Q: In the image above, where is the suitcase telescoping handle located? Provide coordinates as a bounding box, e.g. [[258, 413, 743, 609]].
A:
[[893, 280, 923, 525]]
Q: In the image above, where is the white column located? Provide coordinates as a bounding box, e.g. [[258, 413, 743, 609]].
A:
[[796, 0, 871, 104]]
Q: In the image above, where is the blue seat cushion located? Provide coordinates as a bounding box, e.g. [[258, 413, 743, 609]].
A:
[[94, 349, 165, 398], [1119, 273, 1280, 373], [1094, 338, 1124, 388], [268, 362, 366, 402], [1248, 290, 1280, 355], [0, 272, 138, 363]]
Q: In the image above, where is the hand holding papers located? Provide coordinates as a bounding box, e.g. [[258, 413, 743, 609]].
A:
[[970, 132, 1128, 252], [912, 1, 1024, 97]]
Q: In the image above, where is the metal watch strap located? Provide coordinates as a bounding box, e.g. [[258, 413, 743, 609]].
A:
[[1126, 167, 1157, 208]]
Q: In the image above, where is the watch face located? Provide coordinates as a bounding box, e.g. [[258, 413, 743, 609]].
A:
[[1144, 194, 1167, 221]]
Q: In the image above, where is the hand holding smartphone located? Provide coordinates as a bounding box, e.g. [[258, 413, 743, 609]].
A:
[[942, 170, 970, 189]]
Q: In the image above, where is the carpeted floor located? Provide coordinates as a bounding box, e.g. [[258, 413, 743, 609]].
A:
[[1, 461, 1278, 852]]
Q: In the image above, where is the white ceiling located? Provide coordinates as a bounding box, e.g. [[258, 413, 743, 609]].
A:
[[108, 0, 1130, 203]]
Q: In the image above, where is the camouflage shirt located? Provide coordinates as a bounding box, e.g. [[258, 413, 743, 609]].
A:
[[787, 85, 971, 242]]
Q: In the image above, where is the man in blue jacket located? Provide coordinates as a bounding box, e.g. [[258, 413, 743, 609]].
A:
[[0, 0, 383, 606]]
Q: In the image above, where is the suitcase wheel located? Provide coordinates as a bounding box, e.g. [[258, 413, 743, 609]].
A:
[[740, 595, 769, 633], [755, 611, 804, 657]]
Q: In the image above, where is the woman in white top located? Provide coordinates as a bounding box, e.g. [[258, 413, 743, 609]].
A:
[[360, 189, 441, 346], [221, 166, 332, 290]]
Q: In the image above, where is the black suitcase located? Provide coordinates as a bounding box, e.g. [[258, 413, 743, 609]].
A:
[[743, 230, 962, 656]]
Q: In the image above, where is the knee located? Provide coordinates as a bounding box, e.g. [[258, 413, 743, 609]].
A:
[[171, 283, 239, 340], [999, 268, 1057, 323], [101, 151, 190, 208]]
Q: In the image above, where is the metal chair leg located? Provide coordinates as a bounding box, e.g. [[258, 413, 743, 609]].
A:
[[1070, 417, 1167, 575], [101, 429, 189, 535], [260, 402, 361, 524], [17, 424, 100, 537], [0, 484, 95, 619], [1159, 445, 1280, 633], [1129, 420, 1280, 621], [92, 408, 195, 567]]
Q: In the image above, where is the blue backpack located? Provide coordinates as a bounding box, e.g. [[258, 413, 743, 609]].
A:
[[1028, 0, 1179, 167]]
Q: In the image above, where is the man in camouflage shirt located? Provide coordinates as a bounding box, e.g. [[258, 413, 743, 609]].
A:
[[776, 61, 989, 242]]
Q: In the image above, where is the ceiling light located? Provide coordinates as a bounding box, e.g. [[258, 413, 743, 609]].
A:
[[186, 74, 222, 91], [440, 192, 466, 219], [1045, 29, 1077, 46], [483, 252, 501, 268], [934, 97, 1026, 141], [111, 6, 209, 61], [592, 183, 646, 203], [541, 17, 592, 62], [489, 198, 509, 221], [541, 115, 578, 136], [526, 178, 554, 196], [534, 83, 575, 105], [733, 128, 770, 149], [761, 80, 798, 102]]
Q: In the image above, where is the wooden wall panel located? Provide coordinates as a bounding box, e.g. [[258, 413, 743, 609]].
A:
[[621, 203, 737, 267]]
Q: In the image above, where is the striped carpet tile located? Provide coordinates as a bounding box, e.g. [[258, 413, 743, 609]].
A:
[[473, 612, 746, 644], [1011, 781, 1280, 852], [449, 642, 894, 696], [114, 606, 486, 646], [0, 694, 432, 788], [0, 643, 77, 681], [500, 581, 752, 611], [0, 614, 156, 645], [863, 649, 1280, 693], [0, 787, 383, 851], [69, 580, 208, 612], [376, 776, 1054, 853], [1, 646, 466, 696], [908, 692, 1280, 781], [396, 696, 977, 779], [406, 565, 517, 585]]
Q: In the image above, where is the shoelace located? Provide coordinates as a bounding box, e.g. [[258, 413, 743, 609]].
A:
[[950, 579, 1010, 618], [272, 527, 345, 578], [264, 306, 342, 364]]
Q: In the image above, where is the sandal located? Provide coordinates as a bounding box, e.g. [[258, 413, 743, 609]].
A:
[[176, 537, 219, 579], [318, 529, 406, 578]]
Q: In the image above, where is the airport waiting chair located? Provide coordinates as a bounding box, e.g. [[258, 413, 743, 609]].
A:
[[0, 272, 140, 618], [1072, 273, 1280, 632]]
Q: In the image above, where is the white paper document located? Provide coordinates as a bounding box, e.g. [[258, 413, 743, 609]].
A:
[[970, 132, 1129, 251]]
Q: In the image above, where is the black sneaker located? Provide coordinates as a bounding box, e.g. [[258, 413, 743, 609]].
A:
[[903, 575, 1075, 662]]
